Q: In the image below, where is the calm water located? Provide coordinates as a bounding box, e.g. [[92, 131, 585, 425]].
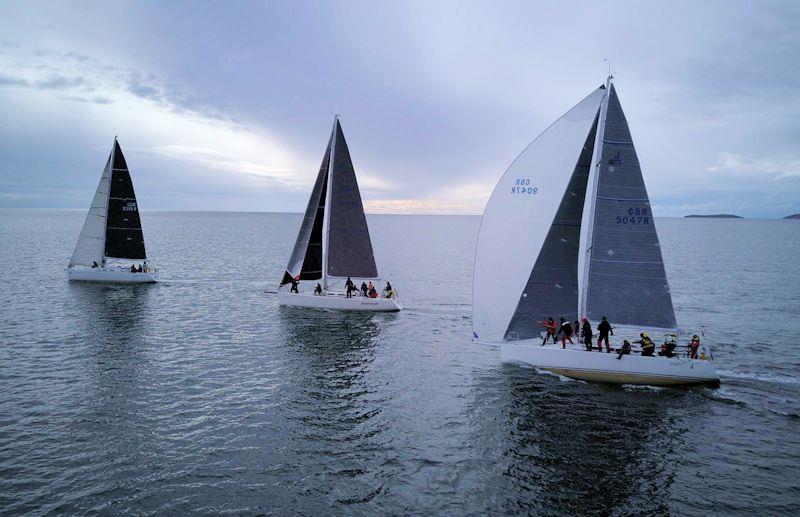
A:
[[0, 210, 798, 514]]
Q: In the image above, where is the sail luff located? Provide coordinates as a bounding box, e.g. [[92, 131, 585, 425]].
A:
[[578, 78, 611, 317], [321, 117, 337, 290]]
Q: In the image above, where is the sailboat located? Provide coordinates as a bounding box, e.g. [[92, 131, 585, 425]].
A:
[[67, 138, 158, 283], [277, 117, 401, 312], [472, 77, 718, 386]]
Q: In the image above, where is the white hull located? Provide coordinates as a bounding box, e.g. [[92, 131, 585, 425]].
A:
[[67, 267, 158, 284], [500, 342, 719, 386], [278, 291, 401, 312]]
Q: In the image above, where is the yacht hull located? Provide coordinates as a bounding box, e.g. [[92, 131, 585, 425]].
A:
[[278, 291, 401, 312], [500, 342, 719, 386], [67, 267, 158, 284]]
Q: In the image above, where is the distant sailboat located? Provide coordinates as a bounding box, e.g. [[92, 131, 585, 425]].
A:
[[67, 138, 158, 283], [473, 77, 718, 386], [277, 117, 401, 311]]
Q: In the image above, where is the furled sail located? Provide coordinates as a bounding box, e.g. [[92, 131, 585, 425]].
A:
[[581, 84, 676, 329], [281, 135, 332, 285], [472, 87, 606, 343], [325, 119, 378, 279], [69, 154, 112, 267], [104, 140, 146, 260]]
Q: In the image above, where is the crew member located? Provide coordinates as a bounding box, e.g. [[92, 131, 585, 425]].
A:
[[345, 277, 355, 298], [558, 317, 573, 348], [540, 317, 557, 345], [617, 339, 632, 360], [581, 317, 593, 351], [290, 278, 299, 293], [637, 332, 656, 357], [314, 283, 323, 295], [689, 335, 701, 359], [597, 316, 613, 353]]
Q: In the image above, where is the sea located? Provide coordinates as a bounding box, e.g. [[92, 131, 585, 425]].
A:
[[0, 210, 798, 515]]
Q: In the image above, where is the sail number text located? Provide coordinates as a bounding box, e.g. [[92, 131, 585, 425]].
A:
[[616, 207, 649, 225], [511, 178, 538, 195]]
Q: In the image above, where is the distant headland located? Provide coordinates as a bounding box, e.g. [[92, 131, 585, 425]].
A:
[[784, 214, 800, 219], [684, 214, 743, 219]]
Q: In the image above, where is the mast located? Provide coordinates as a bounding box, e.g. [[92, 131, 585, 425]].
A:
[[101, 137, 117, 266], [321, 116, 338, 291], [578, 75, 611, 318]]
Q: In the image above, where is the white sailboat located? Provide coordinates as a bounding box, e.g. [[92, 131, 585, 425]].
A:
[[67, 138, 158, 283], [473, 77, 718, 386], [277, 117, 401, 312]]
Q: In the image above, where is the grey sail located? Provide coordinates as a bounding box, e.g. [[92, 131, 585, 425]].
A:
[[326, 119, 378, 278], [281, 135, 331, 285], [584, 84, 676, 328], [505, 113, 600, 340]]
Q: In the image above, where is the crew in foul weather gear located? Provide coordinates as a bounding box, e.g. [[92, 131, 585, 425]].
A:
[[689, 335, 701, 359], [581, 318, 593, 351], [597, 316, 613, 352], [637, 332, 656, 357], [558, 317, 574, 348], [617, 340, 632, 359], [541, 317, 557, 345]]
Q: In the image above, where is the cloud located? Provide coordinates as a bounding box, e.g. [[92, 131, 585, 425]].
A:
[[364, 181, 493, 214], [151, 144, 301, 187], [706, 152, 800, 180]]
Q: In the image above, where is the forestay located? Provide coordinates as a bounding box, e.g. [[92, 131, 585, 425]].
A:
[[472, 87, 606, 343]]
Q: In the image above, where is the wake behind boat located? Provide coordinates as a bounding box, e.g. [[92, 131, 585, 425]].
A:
[[67, 138, 158, 283], [472, 77, 718, 386], [277, 117, 401, 312]]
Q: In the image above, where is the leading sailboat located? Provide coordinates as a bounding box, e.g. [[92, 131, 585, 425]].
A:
[[473, 77, 718, 386], [67, 138, 158, 283], [278, 117, 401, 312]]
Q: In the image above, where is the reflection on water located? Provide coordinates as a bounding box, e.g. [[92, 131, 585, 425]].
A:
[[277, 308, 393, 506], [468, 365, 713, 514]]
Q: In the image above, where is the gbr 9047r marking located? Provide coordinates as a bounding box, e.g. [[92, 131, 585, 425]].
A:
[[511, 178, 538, 195], [616, 207, 650, 225]]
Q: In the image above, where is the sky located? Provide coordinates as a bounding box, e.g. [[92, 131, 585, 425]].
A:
[[0, 0, 798, 217]]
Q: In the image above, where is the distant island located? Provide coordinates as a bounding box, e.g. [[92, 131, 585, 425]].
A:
[[784, 214, 800, 219], [684, 214, 743, 219]]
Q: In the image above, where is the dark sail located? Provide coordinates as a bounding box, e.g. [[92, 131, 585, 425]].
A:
[[504, 113, 599, 340], [281, 136, 331, 284], [326, 119, 378, 278], [104, 140, 146, 260], [584, 84, 676, 328]]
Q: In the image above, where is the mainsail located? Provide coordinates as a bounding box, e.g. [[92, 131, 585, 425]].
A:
[[580, 84, 676, 329], [325, 119, 378, 279], [473, 79, 677, 343], [281, 135, 332, 285], [472, 87, 606, 342], [104, 140, 146, 260]]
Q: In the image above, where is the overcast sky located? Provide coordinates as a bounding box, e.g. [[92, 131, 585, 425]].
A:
[[0, 1, 798, 217]]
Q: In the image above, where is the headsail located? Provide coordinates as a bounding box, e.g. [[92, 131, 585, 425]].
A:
[[580, 84, 676, 329], [472, 87, 606, 343], [281, 134, 332, 285], [69, 154, 112, 267], [325, 119, 378, 279], [104, 140, 146, 260]]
